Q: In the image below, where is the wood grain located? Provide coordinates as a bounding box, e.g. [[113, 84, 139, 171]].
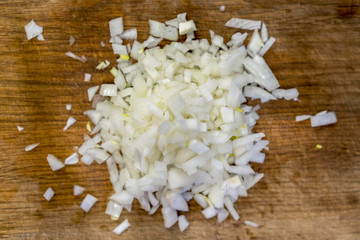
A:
[[0, 0, 359, 239]]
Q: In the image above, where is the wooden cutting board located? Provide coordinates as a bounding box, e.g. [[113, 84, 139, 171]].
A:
[[0, 1, 359, 239]]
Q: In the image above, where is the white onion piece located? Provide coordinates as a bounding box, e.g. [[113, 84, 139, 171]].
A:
[[178, 215, 190, 232], [87, 86, 99, 101], [24, 20, 43, 40], [66, 104, 72, 110], [224, 197, 240, 220], [63, 116, 76, 131], [65, 52, 87, 63], [100, 40, 105, 47], [69, 35, 75, 46], [296, 115, 312, 122], [315, 110, 328, 116], [149, 20, 178, 41], [310, 111, 337, 127], [100, 84, 117, 97], [25, 142, 40, 152], [244, 220, 260, 228], [247, 30, 264, 54], [217, 208, 229, 223], [120, 28, 137, 40], [80, 194, 98, 213], [220, 5, 225, 12], [258, 37, 275, 56], [84, 73, 91, 82], [113, 219, 130, 235], [225, 18, 262, 30], [46, 154, 65, 171], [244, 86, 276, 103], [162, 207, 178, 228], [202, 206, 218, 219], [65, 152, 79, 165], [109, 17, 124, 37], [43, 187, 54, 201], [73, 185, 85, 196], [17, 125, 24, 132], [179, 20, 197, 35], [166, 18, 179, 29], [105, 200, 123, 218], [37, 34, 45, 41]]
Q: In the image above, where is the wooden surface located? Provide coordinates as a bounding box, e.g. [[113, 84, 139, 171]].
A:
[[0, 0, 359, 239]]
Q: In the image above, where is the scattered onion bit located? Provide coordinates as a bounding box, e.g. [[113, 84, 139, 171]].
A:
[[316, 144, 323, 149]]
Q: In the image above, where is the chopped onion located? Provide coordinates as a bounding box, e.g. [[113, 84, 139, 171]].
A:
[[69, 35, 75, 46], [66, 104, 72, 110], [202, 206, 218, 219], [17, 125, 24, 132], [258, 37, 275, 56], [244, 220, 260, 228], [106, 200, 123, 218], [46, 154, 65, 171], [296, 115, 312, 122], [25, 142, 40, 152], [109, 17, 124, 37], [179, 20, 197, 35], [225, 18, 262, 30], [100, 84, 117, 97], [63, 116, 76, 131], [149, 20, 178, 41], [73, 185, 85, 196], [87, 86, 99, 101], [310, 111, 337, 127], [43, 187, 54, 201], [24, 20, 43, 40], [80, 194, 98, 213], [178, 215, 190, 232], [37, 34, 45, 41], [219, 5, 225, 12], [100, 40, 105, 47], [120, 28, 137, 40], [113, 219, 130, 235], [84, 73, 91, 82], [65, 152, 79, 165], [65, 51, 87, 63]]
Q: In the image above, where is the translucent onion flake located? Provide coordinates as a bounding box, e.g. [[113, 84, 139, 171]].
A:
[[43, 187, 55, 201], [25, 142, 40, 152], [113, 219, 130, 235], [63, 116, 77, 131], [80, 194, 98, 213], [46, 154, 65, 171], [24, 19, 43, 40], [74, 185, 85, 196]]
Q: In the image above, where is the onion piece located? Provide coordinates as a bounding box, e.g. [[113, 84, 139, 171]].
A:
[[113, 219, 130, 235], [106, 200, 123, 218], [87, 86, 99, 101], [63, 116, 76, 131], [179, 20, 197, 35], [43, 187, 54, 201], [73, 185, 85, 196], [69, 35, 75, 46], [149, 20, 178, 41], [310, 111, 337, 127], [25, 142, 40, 152], [178, 215, 190, 232], [65, 52, 87, 63], [65, 152, 79, 165], [258, 37, 275, 56], [80, 194, 98, 213], [244, 220, 260, 228], [220, 5, 225, 12], [296, 115, 312, 122], [84, 73, 91, 82], [24, 20, 43, 40], [120, 28, 137, 40], [37, 34, 45, 41], [225, 18, 262, 30], [46, 154, 65, 171], [17, 125, 24, 132], [109, 17, 124, 37]]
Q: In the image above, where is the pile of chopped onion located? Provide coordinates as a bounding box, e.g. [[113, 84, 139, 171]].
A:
[[74, 14, 303, 233]]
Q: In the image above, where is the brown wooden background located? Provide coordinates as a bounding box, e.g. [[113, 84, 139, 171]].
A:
[[0, 0, 359, 239]]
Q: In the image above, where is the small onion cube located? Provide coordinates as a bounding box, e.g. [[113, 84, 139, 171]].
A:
[[80, 194, 98, 213], [178, 215, 190, 232], [100, 84, 118, 97], [225, 18, 262, 30], [113, 219, 130, 235], [46, 154, 65, 171], [66, 104, 72, 110], [43, 187, 54, 201], [17, 125, 24, 132], [64, 152, 79, 165], [109, 17, 124, 37], [310, 111, 337, 127], [73, 185, 85, 196], [84, 73, 91, 82], [296, 115, 312, 122], [87, 86, 99, 101]]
